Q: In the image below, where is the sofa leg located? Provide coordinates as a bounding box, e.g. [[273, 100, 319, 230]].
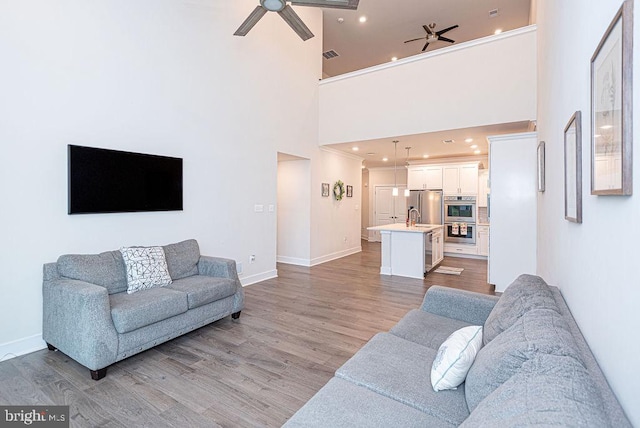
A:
[[231, 311, 241, 320], [90, 368, 107, 381], [46, 343, 57, 351]]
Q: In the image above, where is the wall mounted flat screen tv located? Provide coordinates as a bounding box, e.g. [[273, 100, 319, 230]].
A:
[[68, 145, 183, 214]]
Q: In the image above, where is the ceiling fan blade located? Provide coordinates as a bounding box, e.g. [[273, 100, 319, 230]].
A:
[[436, 24, 459, 36], [404, 37, 425, 43], [278, 5, 314, 41], [290, 0, 359, 9], [234, 6, 267, 36], [423, 24, 433, 35], [422, 42, 430, 52], [439, 36, 455, 44]]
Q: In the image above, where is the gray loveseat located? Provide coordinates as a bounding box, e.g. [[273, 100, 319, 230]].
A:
[[42, 239, 244, 380], [284, 275, 631, 427]]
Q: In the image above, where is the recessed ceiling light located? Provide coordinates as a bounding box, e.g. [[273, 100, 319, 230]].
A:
[[337, 17, 344, 24], [494, 29, 503, 35], [423, 154, 430, 158], [600, 125, 613, 130], [470, 144, 478, 149], [382, 157, 388, 162], [352, 147, 359, 151], [359, 16, 367, 23], [474, 149, 481, 155], [465, 138, 473, 143], [391, 57, 398, 62]]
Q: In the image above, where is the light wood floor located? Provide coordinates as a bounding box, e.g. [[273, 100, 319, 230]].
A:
[[0, 240, 493, 427]]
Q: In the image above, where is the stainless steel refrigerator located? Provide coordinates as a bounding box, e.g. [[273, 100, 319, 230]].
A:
[[408, 190, 443, 225]]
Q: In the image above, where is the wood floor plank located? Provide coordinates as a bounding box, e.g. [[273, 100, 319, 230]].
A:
[[0, 240, 493, 427]]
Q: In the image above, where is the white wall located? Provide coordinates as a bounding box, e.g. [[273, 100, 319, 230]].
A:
[[277, 157, 311, 265], [536, 0, 640, 423], [318, 26, 537, 145], [310, 148, 363, 265], [0, 1, 361, 358]]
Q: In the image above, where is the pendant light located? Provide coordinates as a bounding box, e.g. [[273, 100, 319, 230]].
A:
[[392, 140, 399, 196], [404, 146, 411, 197]]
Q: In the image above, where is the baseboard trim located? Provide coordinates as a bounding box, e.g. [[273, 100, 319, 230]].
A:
[[0, 334, 46, 362], [276, 246, 362, 267], [310, 246, 362, 267], [240, 269, 278, 286]]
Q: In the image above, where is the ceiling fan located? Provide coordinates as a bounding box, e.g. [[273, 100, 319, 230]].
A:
[[404, 23, 459, 52], [234, 0, 360, 41]]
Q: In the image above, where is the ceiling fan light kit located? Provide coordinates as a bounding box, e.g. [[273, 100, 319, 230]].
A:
[[234, 0, 359, 41]]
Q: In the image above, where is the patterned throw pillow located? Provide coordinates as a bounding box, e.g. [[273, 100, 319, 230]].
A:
[[431, 325, 483, 391], [120, 246, 172, 294]]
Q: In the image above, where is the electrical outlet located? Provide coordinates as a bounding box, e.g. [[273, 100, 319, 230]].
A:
[[343, 237, 348, 243], [249, 254, 256, 263]]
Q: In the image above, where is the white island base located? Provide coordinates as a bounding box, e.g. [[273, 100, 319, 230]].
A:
[[367, 224, 444, 279]]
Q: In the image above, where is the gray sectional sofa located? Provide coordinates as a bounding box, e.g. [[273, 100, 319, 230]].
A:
[[284, 275, 631, 427], [42, 239, 244, 380]]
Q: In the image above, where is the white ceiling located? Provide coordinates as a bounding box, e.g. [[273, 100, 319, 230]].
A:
[[322, 0, 532, 77], [317, 0, 533, 167]]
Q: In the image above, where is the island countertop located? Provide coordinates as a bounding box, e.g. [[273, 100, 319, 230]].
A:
[[367, 223, 443, 233]]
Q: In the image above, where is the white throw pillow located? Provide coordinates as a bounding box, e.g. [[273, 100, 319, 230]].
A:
[[431, 325, 483, 391], [120, 246, 172, 294]]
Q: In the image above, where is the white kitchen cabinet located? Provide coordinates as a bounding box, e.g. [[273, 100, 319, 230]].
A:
[[432, 228, 444, 266], [478, 169, 490, 207], [444, 243, 478, 256], [477, 225, 489, 256], [443, 164, 478, 195], [407, 166, 443, 190]]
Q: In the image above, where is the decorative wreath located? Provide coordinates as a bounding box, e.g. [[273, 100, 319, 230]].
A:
[[333, 180, 345, 201]]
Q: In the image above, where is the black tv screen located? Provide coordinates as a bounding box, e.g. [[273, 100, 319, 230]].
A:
[[68, 145, 183, 214]]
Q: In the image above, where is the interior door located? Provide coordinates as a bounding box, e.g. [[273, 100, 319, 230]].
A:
[[373, 186, 407, 241]]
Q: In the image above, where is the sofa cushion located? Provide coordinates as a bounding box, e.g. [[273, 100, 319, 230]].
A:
[[483, 274, 558, 345], [168, 275, 237, 309], [283, 377, 456, 428], [109, 287, 188, 333], [57, 250, 128, 295], [432, 326, 483, 392], [461, 353, 608, 427], [465, 308, 583, 411], [336, 333, 470, 426], [120, 246, 172, 294], [390, 309, 472, 350], [163, 239, 200, 280]]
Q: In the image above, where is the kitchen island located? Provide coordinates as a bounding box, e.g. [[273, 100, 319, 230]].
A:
[[367, 223, 444, 279]]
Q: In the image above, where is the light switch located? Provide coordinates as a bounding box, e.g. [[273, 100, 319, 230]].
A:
[[268, 204, 275, 212], [254, 204, 264, 212]]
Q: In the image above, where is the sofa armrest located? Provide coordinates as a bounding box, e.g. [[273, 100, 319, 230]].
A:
[[421, 286, 499, 325], [42, 277, 118, 370], [197, 256, 239, 280]]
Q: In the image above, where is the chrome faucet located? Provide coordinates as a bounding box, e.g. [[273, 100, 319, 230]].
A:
[[408, 208, 421, 226]]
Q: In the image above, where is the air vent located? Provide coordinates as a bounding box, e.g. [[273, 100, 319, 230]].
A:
[[323, 49, 340, 60], [489, 9, 499, 18], [442, 139, 455, 144]]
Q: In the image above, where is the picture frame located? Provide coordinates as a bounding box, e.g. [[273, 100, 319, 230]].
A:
[[590, 0, 633, 195], [321, 183, 330, 197], [537, 141, 545, 192], [564, 111, 582, 223], [346, 185, 353, 198]]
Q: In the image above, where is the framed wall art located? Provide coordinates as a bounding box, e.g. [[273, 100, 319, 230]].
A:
[[591, 0, 633, 195], [321, 183, 330, 197], [564, 111, 582, 223], [537, 141, 545, 192], [346, 185, 353, 198]]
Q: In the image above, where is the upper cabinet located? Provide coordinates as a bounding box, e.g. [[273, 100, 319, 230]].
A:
[[443, 164, 478, 195], [407, 166, 443, 190], [478, 169, 490, 207]]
